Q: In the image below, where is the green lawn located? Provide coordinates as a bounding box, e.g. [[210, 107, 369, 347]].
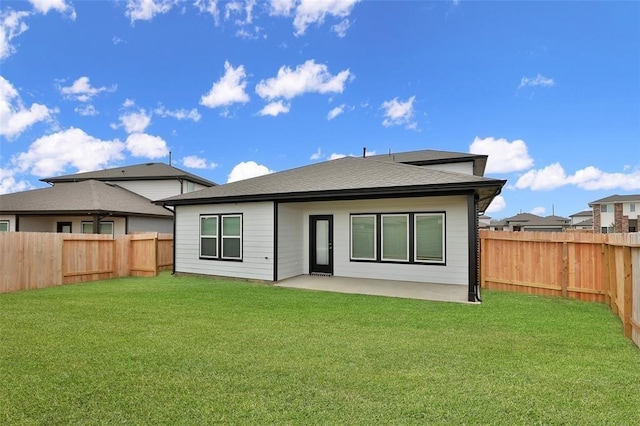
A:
[[1, 273, 639, 425]]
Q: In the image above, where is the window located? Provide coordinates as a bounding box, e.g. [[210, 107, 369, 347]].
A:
[[222, 215, 242, 259], [81, 222, 113, 236], [350, 212, 446, 265], [200, 214, 242, 260], [187, 181, 196, 192], [200, 216, 218, 258], [630, 203, 636, 212], [601, 227, 608, 234], [600, 204, 608, 213], [350, 215, 376, 260], [0, 220, 8, 232], [382, 214, 409, 261], [415, 214, 445, 263]]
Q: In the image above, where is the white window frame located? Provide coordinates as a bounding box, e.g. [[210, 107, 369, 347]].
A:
[[350, 214, 377, 261], [414, 213, 446, 264], [381, 214, 409, 262], [81, 221, 114, 236], [600, 204, 608, 213], [221, 215, 242, 260], [0, 220, 9, 232], [200, 215, 219, 259]]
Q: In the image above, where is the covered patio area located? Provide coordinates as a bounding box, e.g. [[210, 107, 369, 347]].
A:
[[274, 275, 477, 304]]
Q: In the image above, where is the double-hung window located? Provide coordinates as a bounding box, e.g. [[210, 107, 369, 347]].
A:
[[81, 221, 114, 236], [200, 214, 242, 260], [350, 212, 446, 265], [0, 220, 8, 232]]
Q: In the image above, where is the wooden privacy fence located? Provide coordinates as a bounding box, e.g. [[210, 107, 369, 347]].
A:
[[480, 230, 640, 349], [0, 232, 173, 293]]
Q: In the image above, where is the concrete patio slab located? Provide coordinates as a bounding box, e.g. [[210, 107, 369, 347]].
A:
[[274, 275, 476, 304]]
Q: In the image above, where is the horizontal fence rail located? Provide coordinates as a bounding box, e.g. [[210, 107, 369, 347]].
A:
[[0, 232, 173, 293], [480, 230, 639, 349]]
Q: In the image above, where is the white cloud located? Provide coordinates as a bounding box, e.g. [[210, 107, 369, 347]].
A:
[[126, 0, 176, 24], [327, 104, 344, 120], [469, 136, 534, 173], [154, 105, 201, 121], [182, 155, 217, 169], [122, 98, 135, 108], [0, 167, 33, 195], [74, 104, 98, 116], [530, 206, 546, 215], [381, 96, 416, 128], [200, 61, 250, 108], [310, 147, 322, 160], [112, 36, 125, 45], [194, 0, 220, 24], [225, 0, 256, 25], [514, 163, 640, 191], [0, 9, 30, 60], [258, 100, 290, 116], [332, 18, 350, 37], [485, 195, 506, 214], [329, 153, 346, 160], [28, 0, 76, 19], [118, 109, 151, 133], [275, 0, 359, 36], [59, 76, 114, 102], [518, 73, 555, 89], [227, 160, 273, 183], [125, 133, 169, 159], [256, 59, 351, 101], [515, 163, 566, 191], [0, 76, 57, 139], [13, 127, 125, 177]]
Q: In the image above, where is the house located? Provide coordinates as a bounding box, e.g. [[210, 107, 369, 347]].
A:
[[156, 149, 507, 302], [589, 194, 640, 233], [488, 212, 570, 232], [0, 163, 216, 236], [569, 210, 593, 231], [478, 214, 492, 229]]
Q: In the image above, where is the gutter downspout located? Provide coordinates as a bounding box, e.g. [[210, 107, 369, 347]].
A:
[[171, 205, 176, 275], [467, 192, 480, 302]]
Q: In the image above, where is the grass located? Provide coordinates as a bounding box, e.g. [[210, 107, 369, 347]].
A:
[[1, 273, 639, 425]]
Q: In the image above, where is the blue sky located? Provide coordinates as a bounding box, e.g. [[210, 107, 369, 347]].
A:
[[1, 0, 639, 219]]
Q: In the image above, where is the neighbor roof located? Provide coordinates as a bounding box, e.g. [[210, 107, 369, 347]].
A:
[[157, 156, 506, 212], [42, 162, 216, 187], [569, 210, 593, 217], [0, 180, 172, 217], [588, 194, 640, 205], [367, 149, 488, 176]]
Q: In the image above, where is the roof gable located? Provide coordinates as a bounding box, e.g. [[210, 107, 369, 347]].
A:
[[0, 180, 172, 217], [367, 149, 488, 176], [589, 194, 640, 205], [42, 163, 216, 187], [158, 156, 506, 211]]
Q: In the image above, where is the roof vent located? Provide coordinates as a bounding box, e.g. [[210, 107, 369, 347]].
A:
[[146, 163, 153, 166]]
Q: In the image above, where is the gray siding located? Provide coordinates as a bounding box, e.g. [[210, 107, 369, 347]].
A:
[[175, 202, 274, 280], [114, 180, 183, 201], [128, 216, 173, 233], [277, 204, 304, 280], [422, 161, 474, 175], [284, 196, 469, 286]]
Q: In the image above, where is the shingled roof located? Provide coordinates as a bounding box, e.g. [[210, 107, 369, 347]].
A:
[[588, 194, 640, 205], [42, 162, 216, 187], [0, 180, 172, 217], [367, 149, 488, 176], [157, 156, 505, 211]]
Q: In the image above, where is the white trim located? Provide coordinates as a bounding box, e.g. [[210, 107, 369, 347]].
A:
[[414, 213, 445, 264], [381, 213, 409, 262], [350, 214, 377, 261]]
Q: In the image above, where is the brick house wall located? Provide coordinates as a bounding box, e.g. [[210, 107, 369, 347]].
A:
[[593, 204, 601, 233], [614, 203, 629, 233]]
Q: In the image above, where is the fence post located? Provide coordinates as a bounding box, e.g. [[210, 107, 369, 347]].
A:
[[561, 241, 568, 298], [154, 233, 159, 276], [609, 245, 618, 315], [623, 246, 632, 338]]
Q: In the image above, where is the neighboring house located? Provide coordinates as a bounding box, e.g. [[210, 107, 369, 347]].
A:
[[157, 149, 507, 302], [478, 215, 492, 229], [488, 212, 570, 232], [569, 210, 593, 230], [589, 194, 640, 233], [0, 163, 216, 236]]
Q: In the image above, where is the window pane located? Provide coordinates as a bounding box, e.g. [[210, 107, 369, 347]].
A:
[[351, 216, 375, 259], [99, 223, 113, 235], [222, 216, 241, 236], [0, 222, 8, 232], [382, 215, 408, 261], [201, 217, 218, 236], [416, 215, 444, 262], [82, 223, 93, 233], [222, 238, 241, 258], [201, 237, 217, 257], [315, 219, 329, 265]]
